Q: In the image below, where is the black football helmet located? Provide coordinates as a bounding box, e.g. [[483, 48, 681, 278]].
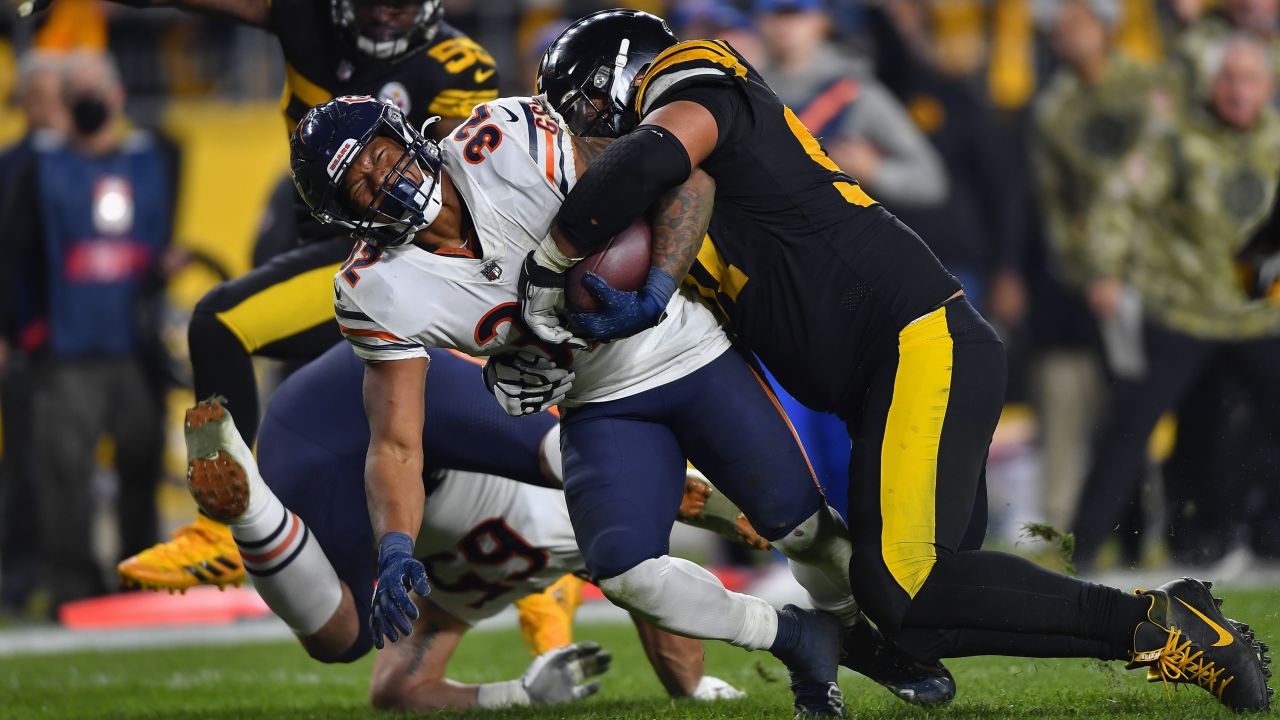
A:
[[291, 95, 444, 249], [537, 8, 678, 137], [331, 0, 443, 61]]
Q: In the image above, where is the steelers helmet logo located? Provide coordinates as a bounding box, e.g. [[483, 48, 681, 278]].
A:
[[1223, 169, 1267, 221], [378, 81, 412, 115]]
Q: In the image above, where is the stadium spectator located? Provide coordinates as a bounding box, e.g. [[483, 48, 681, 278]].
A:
[[1172, 0, 1280, 100], [755, 0, 949, 209], [0, 51, 175, 611], [1029, 0, 1174, 534], [870, 0, 1027, 321], [671, 0, 765, 67], [1071, 35, 1280, 569], [0, 50, 69, 616]]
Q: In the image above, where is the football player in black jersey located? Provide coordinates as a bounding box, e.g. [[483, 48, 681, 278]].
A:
[[22, 0, 499, 592], [515, 9, 1273, 716]]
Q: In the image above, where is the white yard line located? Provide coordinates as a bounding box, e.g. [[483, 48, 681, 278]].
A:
[[0, 602, 631, 658]]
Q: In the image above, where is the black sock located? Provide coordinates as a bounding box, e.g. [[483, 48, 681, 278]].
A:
[[1079, 580, 1150, 650], [771, 608, 802, 656], [896, 550, 1147, 660]]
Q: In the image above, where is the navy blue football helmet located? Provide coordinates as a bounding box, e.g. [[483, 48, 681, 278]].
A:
[[537, 8, 677, 137], [291, 95, 444, 249]]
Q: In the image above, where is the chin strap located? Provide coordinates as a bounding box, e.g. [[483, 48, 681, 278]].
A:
[[419, 116, 442, 136]]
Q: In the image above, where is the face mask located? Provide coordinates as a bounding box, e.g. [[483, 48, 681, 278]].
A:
[[70, 95, 110, 136]]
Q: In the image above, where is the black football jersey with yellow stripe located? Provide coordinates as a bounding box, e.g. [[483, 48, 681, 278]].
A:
[[267, 0, 499, 241], [637, 40, 961, 412], [270, 0, 499, 135]]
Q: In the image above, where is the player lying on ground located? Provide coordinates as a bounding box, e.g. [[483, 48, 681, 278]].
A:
[[288, 94, 954, 716], [183, 343, 749, 709], [518, 9, 1274, 714]]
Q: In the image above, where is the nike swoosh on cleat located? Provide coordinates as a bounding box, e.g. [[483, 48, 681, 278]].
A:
[[1177, 597, 1235, 647]]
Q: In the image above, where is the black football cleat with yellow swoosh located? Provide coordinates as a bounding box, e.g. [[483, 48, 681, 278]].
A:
[[1128, 578, 1271, 712]]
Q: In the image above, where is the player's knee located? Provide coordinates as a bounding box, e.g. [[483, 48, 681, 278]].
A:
[[187, 297, 241, 356], [848, 546, 910, 637], [772, 505, 849, 565], [736, 479, 824, 542], [302, 633, 371, 665], [596, 556, 672, 618], [582, 527, 663, 582]]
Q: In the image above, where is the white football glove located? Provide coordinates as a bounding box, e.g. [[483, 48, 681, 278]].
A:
[[518, 241, 589, 349], [483, 351, 574, 416], [690, 675, 747, 701], [522, 641, 612, 705]]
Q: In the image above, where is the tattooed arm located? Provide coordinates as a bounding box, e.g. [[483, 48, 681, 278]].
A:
[[368, 598, 470, 710], [648, 168, 715, 282]]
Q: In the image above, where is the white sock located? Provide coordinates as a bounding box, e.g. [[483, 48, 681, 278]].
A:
[[231, 493, 343, 637], [775, 506, 860, 627], [211, 413, 342, 637], [597, 555, 778, 650]]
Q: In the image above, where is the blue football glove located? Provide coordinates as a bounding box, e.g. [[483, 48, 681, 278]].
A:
[[370, 532, 430, 650], [569, 267, 678, 341]]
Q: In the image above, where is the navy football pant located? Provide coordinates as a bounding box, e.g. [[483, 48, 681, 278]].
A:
[[256, 344, 556, 661], [561, 349, 826, 581]]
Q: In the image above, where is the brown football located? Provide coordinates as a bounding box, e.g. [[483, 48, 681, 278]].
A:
[[566, 218, 653, 314]]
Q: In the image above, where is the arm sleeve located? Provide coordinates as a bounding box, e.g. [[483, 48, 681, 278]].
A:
[[555, 125, 692, 253], [841, 81, 948, 207]]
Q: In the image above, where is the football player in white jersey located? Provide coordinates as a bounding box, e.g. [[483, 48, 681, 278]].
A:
[[288, 94, 905, 717], [186, 342, 748, 709]]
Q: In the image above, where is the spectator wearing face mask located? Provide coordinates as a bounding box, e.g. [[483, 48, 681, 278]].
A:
[[0, 51, 176, 612]]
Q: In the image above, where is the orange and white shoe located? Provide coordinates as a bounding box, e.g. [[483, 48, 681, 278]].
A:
[[515, 573, 587, 656], [117, 513, 245, 593]]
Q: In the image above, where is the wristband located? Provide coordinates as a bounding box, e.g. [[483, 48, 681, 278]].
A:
[[476, 680, 531, 708], [532, 236, 583, 273]]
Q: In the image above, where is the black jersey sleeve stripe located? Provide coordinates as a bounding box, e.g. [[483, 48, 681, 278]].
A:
[[520, 102, 540, 166], [557, 128, 569, 194], [335, 307, 374, 322]]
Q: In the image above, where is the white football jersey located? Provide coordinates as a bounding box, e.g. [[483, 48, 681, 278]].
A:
[[415, 469, 582, 625], [333, 96, 730, 405]]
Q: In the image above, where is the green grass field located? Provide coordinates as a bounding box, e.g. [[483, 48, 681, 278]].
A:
[[2, 589, 1278, 719]]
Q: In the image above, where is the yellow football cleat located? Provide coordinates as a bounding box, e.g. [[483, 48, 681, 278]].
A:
[[117, 513, 245, 593], [515, 573, 586, 656]]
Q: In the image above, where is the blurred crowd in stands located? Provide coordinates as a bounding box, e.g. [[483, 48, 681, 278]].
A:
[[1, 0, 1279, 618]]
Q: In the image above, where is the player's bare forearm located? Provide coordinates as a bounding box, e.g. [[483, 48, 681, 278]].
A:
[[370, 599, 472, 709], [630, 616, 704, 697], [365, 444, 426, 541], [649, 169, 715, 281], [362, 358, 428, 540]]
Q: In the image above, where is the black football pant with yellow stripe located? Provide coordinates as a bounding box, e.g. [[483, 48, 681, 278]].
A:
[[189, 238, 351, 445], [845, 298, 1146, 662]]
